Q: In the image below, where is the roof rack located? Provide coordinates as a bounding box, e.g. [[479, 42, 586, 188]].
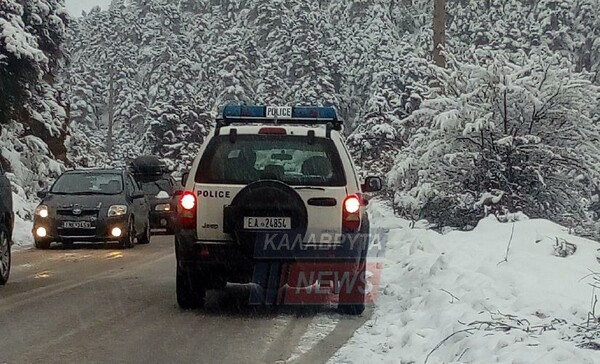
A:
[[216, 105, 342, 131]]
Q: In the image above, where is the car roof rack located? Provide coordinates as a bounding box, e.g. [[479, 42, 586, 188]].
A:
[[216, 105, 342, 131]]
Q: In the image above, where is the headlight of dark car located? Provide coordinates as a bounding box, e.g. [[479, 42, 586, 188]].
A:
[[108, 205, 127, 217], [34, 204, 49, 218], [154, 203, 171, 211]]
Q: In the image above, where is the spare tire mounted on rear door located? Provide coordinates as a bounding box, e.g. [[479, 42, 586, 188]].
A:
[[223, 180, 308, 256]]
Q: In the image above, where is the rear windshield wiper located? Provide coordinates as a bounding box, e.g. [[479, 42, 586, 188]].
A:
[[294, 186, 326, 191]]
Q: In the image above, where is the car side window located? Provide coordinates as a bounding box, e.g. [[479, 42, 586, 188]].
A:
[[130, 175, 140, 190], [125, 175, 135, 196]]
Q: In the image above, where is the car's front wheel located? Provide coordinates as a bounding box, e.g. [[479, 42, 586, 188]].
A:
[[137, 220, 151, 245], [176, 265, 206, 309], [0, 226, 11, 285], [119, 219, 135, 249]]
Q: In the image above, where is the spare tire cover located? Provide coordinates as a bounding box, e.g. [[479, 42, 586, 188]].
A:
[[225, 180, 308, 254]]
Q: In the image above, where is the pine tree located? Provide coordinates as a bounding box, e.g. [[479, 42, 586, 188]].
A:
[[1, 0, 69, 195]]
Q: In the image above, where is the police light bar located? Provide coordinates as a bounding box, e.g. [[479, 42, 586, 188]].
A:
[[219, 105, 341, 130]]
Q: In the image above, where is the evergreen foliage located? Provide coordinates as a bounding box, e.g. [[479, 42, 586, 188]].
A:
[[1, 0, 69, 195]]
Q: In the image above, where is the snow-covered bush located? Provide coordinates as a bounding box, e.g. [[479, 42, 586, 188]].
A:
[[389, 50, 600, 231], [347, 89, 424, 182]]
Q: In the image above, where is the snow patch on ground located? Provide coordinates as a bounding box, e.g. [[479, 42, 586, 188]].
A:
[[11, 191, 35, 250], [12, 213, 33, 250], [330, 201, 600, 363]]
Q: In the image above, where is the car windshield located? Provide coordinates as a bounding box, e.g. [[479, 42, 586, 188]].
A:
[[196, 135, 346, 186], [140, 179, 172, 196], [51, 173, 124, 195]]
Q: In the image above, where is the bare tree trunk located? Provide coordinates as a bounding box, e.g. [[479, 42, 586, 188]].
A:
[[107, 66, 114, 161], [433, 0, 446, 68]]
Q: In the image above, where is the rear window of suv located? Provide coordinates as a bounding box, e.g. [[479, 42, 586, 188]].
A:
[[195, 135, 346, 186], [140, 178, 173, 195]]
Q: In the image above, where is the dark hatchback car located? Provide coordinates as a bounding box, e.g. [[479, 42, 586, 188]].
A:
[[139, 177, 177, 234], [130, 156, 178, 234], [33, 169, 150, 249]]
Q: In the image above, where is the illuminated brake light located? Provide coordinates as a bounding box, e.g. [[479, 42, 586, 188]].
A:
[[179, 192, 197, 230], [259, 127, 287, 135], [344, 196, 361, 214], [342, 195, 362, 232], [180, 192, 196, 210]]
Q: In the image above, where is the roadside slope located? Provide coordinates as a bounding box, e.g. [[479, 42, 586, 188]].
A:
[[331, 203, 600, 363]]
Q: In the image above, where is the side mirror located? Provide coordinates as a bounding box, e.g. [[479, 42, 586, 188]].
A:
[[37, 190, 48, 199], [132, 191, 146, 199], [181, 171, 190, 186], [362, 176, 383, 193]]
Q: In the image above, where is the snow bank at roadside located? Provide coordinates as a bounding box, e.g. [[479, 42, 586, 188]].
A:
[[331, 202, 600, 363], [11, 190, 35, 250]]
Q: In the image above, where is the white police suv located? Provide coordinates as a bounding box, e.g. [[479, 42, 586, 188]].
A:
[[174, 106, 382, 314]]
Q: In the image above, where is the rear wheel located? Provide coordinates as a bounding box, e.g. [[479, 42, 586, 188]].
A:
[[0, 227, 11, 285], [338, 221, 370, 315], [338, 303, 365, 315], [338, 258, 367, 315], [119, 219, 135, 249], [176, 265, 206, 309]]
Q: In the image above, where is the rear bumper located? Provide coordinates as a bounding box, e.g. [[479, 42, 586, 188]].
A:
[[175, 229, 366, 283], [175, 229, 253, 282], [32, 215, 129, 242], [149, 211, 175, 230]]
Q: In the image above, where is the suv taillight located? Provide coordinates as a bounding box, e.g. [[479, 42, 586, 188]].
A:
[[342, 194, 362, 232], [178, 191, 197, 229]]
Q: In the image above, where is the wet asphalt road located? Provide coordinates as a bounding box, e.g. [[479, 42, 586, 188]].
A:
[[0, 236, 369, 364]]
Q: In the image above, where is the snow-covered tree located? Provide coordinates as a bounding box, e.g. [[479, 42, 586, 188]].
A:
[[347, 89, 423, 181], [389, 50, 600, 230], [1, 0, 69, 195], [59, 0, 600, 234]]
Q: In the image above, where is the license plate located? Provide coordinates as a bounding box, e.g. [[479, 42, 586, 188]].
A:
[[243, 217, 291, 230], [63, 221, 92, 229]]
